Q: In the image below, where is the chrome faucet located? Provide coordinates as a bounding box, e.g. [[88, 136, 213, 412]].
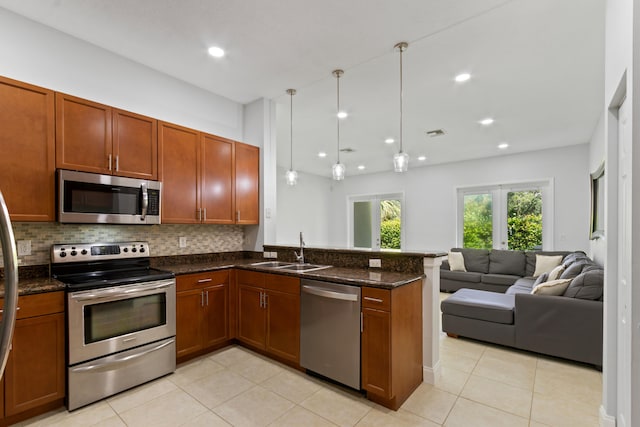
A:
[[294, 232, 305, 263]]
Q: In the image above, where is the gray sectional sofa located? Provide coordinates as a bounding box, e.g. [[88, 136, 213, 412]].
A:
[[441, 251, 604, 367], [440, 248, 572, 293]]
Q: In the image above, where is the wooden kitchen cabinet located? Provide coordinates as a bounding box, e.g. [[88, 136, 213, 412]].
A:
[[0, 76, 55, 222], [201, 134, 235, 224], [0, 292, 65, 424], [56, 93, 158, 179], [176, 271, 230, 361], [361, 280, 423, 410], [234, 142, 259, 224], [236, 271, 300, 364]]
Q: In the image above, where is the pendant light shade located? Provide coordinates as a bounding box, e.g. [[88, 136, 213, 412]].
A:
[[285, 88, 298, 186], [332, 69, 345, 181], [393, 42, 410, 173]]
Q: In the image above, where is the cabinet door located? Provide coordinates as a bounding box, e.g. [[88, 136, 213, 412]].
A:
[[201, 134, 234, 224], [234, 142, 259, 224], [265, 289, 300, 363], [56, 93, 112, 174], [237, 285, 265, 349], [113, 109, 158, 180], [361, 307, 391, 398], [176, 289, 204, 359], [0, 77, 55, 221], [202, 284, 229, 348], [4, 312, 65, 416], [159, 122, 200, 223]]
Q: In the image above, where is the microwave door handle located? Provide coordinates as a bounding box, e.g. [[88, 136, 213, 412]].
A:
[[140, 183, 148, 221]]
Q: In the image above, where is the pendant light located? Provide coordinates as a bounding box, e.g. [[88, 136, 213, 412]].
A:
[[332, 69, 346, 180], [393, 42, 409, 173], [285, 88, 298, 186]]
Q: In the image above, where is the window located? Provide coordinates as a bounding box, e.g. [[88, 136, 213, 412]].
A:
[[350, 193, 403, 250], [457, 181, 552, 250]]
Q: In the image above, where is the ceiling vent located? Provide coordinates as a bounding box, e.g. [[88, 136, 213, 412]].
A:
[[340, 147, 355, 153], [426, 129, 446, 138]]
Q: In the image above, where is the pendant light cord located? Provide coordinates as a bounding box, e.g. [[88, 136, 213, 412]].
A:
[[399, 44, 404, 154], [290, 90, 294, 170], [336, 72, 341, 163]]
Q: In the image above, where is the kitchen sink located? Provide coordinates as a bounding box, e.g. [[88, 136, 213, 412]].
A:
[[250, 261, 295, 268], [276, 263, 332, 272]]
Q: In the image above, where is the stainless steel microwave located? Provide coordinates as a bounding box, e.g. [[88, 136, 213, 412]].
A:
[[58, 169, 161, 224]]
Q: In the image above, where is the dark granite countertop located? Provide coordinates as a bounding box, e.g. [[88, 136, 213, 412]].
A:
[[0, 277, 66, 298]]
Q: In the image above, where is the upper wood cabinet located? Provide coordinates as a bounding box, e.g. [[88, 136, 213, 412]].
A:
[[56, 93, 158, 180], [0, 76, 55, 222], [234, 142, 259, 224], [160, 121, 258, 225]]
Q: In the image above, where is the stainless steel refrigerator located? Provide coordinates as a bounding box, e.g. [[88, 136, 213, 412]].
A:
[[0, 190, 18, 377]]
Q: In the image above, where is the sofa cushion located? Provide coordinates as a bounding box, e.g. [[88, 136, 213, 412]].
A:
[[531, 278, 572, 296], [525, 251, 572, 277], [441, 288, 515, 324], [481, 274, 521, 286], [489, 249, 526, 276], [560, 260, 591, 280], [562, 251, 589, 268], [441, 270, 482, 283], [506, 277, 536, 295], [453, 248, 490, 274], [448, 251, 467, 271], [563, 268, 604, 300], [533, 255, 563, 277], [547, 264, 566, 281]]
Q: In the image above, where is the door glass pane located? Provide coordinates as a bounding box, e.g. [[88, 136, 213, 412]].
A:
[[380, 199, 401, 250], [507, 190, 542, 250], [353, 201, 373, 248], [463, 193, 493, 249]]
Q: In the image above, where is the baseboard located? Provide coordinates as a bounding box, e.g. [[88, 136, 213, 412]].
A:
[[423, 360, 441, 385], [599, 405, 616, 427]]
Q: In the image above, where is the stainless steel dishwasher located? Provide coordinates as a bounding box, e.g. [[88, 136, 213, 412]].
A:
[[300, 279, 361, 389]]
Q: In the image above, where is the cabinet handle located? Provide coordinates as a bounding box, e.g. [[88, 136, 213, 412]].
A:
[[0, 307, 20, 314], [197, 209, 201, 221], [198, 278, 213, 283], [364, 296, 384, 303], [201, 291, 204, 307], [205, 290, 209, 306], [259, 291, 264, 308], [263, 293, 268, 308], [108, 154, 112, 171], [203, 208, 206, 222], [236, 210, 240, 222], [115, 155, 119, 171]]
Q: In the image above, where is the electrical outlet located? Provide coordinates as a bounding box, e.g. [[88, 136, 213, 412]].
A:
[[271, 251, 277, 259], [369, 258, 381, 268], [17, 240, 31, 256], [179, 237, 187, 248]]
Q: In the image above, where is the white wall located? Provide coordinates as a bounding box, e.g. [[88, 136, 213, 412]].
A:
[[0, 7, 243, 140], [276, 168, 332, 247], [322, 144, 590, 253]]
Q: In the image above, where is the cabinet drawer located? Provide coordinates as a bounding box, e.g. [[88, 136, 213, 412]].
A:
[[362, 287, 391, 311], [237, 270, 265, 287], [264, 274, 300, 294], [2, 292, 65, 319], [177, 270, 229, 292]]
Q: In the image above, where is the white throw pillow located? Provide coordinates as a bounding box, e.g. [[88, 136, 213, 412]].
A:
[[547, 264, 566, 281], [533, 255, 563, 277], [448, 251, 466, 272], [531, 278, 572, 296]]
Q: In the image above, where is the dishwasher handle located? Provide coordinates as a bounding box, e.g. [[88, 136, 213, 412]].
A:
[[302, 284, 359, 302]]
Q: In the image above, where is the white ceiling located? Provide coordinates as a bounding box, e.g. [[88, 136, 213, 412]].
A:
[[0, 0, 605, 177]]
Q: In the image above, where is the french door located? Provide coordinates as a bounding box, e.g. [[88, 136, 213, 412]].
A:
[[457, 182, 552, 250], [349, 193, 403, 250]]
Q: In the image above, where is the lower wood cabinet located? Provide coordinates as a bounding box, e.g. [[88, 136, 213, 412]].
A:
[[0, 291, 65, 424], [237, 271, 300, 364], [361, 280, 423, 410], [176, 271, 230, 361]]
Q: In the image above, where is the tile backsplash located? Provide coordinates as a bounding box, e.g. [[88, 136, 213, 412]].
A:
[[0, 222, 244, 267]]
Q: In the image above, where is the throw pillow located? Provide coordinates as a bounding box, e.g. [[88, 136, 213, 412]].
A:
[[533, 255, 563, 277], [448, 251, 466, 272], [531, 278, 572, 296], [533, 272, 549, 286], [547, 264, 566, 281]]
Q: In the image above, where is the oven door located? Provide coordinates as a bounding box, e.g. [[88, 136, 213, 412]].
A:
[[67, 278, 176, 365]]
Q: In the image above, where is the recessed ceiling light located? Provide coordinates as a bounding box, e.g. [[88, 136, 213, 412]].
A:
[[455, 73, 471, 83], [498, 143, 509, 149], [337, 111, 348, 119], [318, 151, 327, 158], [357, 165, 365, 170], [418, 156, 427, 161], [207, 46, 225, 58], [480, 118, 494, 126], [385, 138, 395, 144]]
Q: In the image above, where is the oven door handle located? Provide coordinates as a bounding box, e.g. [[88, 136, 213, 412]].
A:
[[69, 339, 175, 373], [70, 281, 174, 301]]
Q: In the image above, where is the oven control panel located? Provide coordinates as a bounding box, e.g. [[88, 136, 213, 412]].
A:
[[51, 241, 150, 263]]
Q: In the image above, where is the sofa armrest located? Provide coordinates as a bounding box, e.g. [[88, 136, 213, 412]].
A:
[[514, 293, 602, 366]]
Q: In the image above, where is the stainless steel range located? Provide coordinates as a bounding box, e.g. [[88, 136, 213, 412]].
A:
[[51, 241, 176, 411]]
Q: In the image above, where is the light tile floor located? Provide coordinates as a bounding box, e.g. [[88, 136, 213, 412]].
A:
[[13, 293, 602, 427]]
